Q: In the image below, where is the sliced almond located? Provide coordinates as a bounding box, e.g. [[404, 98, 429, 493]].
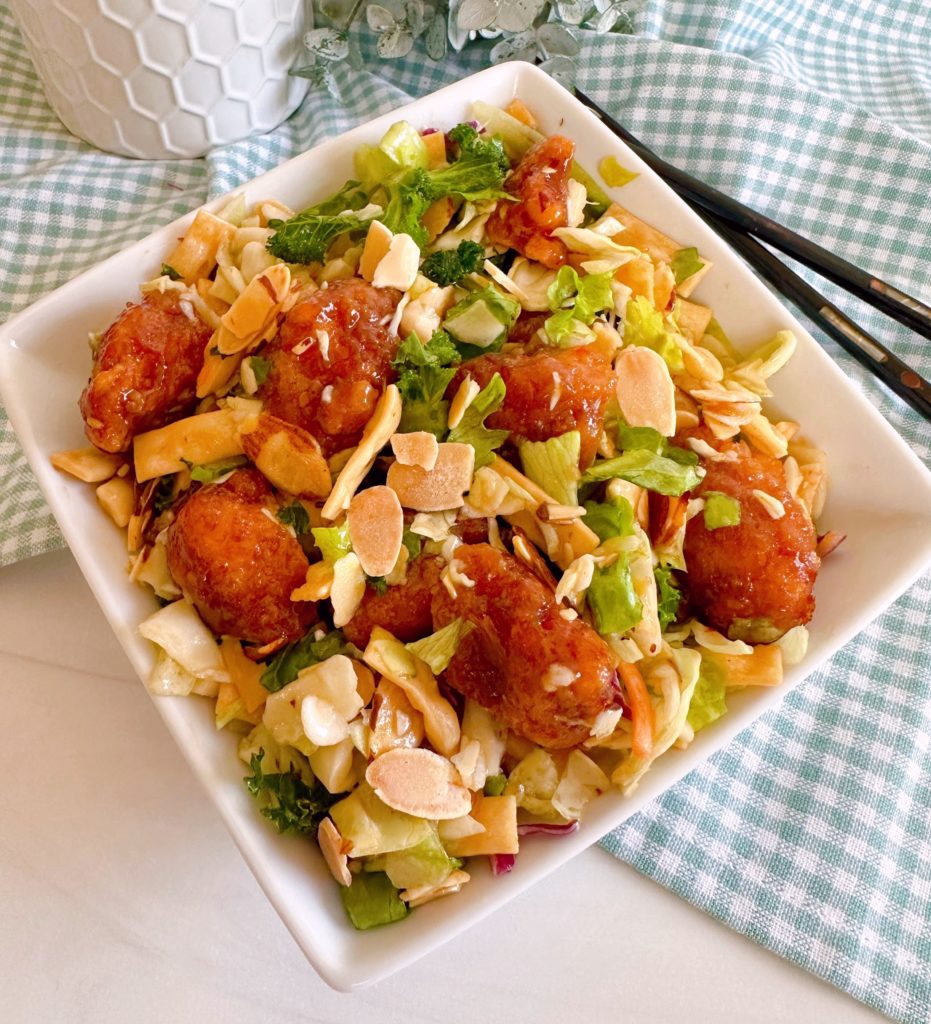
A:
[[390, 431, 439, 471], [330, 552, 366, 628], [365, 748, 472, 820], [387, 442, 475, 512], [372, 233, 420, 292], [51, 447, 123, 483], [322, 385, 402, 520], [317, 817, 352, 887], [447, 376, 480, 430], [359, 221, 393, 282], [95, 476, 134, 528], [291, 559, 335, 602], [615, 345, 676, 436], [347, 485, 404, 578], [240, 412, 331, 498], [752, 488, 786, 520]]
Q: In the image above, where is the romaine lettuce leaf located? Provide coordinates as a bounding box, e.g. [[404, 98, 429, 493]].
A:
[[583, 498, 634, 541], [312, 523, 352, 563], [544, 265, 613, 344], [260, 629, 346, 693], [687, 656, 728, 733], [519, 430, 581, 505], [406, 617, 474, 675], [624, 295, 685, 372], [654, 564, 682, 631], [587, 555, 643, 635], [670, 246, 705, 284], [582, 448, 703, 496], [340, 871, 409, 930], [447, 372, 509, 468], [702, 490, 741, 530]]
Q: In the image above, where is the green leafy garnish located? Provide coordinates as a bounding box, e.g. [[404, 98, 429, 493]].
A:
[[654, 565, 683, 631], [402, 528, 423, 561], [244, 750, 339, 835], [670, 247, 705, 284], [447, 372, 509, 468], [519, 430, 581, 506], [421, 239, 486, 286], [582, 449, 703, 496], [406, 617, 474, 674], [340, 871, 409, 931], [260, 629, 346, 693], [248, 355, 272, 388], [391, 331, 462, 438], [587, 555, 643, 635], [277, 501, 310, 535], [583, 498, 634, 542], [311, 523, 352, 563], [483, 773, 508, 797], [181, 456, 248, 484], [687, 657, 728, 733], [368, 576, 389, 595], [267, 208, 377, 265], [161, 263, 182, 280], [152, 475, 176, 515], [702, 491, 741, 530], [624, 295, 685, 372], [544, 266, 613, 344]]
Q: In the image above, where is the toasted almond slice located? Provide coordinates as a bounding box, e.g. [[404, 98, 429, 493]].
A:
[[816, 529, 846, 559], [240, 413, 332, 498], [347, 485, 404, 578], [133, 409, 246, 482], [359, 221, 393, 282], [51, 446, 123, 483], [372, 233, 420, 291], [447, 376, 480, 430], [217, 264, 290, 353], [366, 748, 472, 820], [318, 817, 352, 887], [752, 488, 786, 519], [387, 442, 475, 512], [330, 552, 366, 628], [390, 431, 439, 471], [615, 346, 677, 436], [322, 385, 402, 520], [95, 476, 134, 528], [742, 413, 789, 459], [291, 559, 335, 602]]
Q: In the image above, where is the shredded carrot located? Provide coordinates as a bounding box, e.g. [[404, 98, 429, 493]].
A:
[[220, 635, 268, 714], [619, 662, 654, 760]]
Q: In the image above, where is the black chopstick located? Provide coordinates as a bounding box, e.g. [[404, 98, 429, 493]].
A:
[[574, 88, 931, 345], [573, 87, 931, 422]]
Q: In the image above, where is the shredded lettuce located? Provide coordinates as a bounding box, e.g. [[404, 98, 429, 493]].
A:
[[260, 629, 346, 693], [544, 266, 613, 344], [447, 372, 509, 468], [587, 555, 643, 635], [443, 285, 520, 352], [519, 430, 581, 505], [277, 501, 310, 535], [583, 497, 634, 541], [616, 423, 666, 455], [340, 871, 409, 930], [670, 246, 705, 284], [391, 331, 462, 438], [420, 239, 486, 286], [623, 295, 685, 372], [702, 491, 741, 530], [687, 656, 728, 733], [382, 831, 458, 889], [311, 523, 352, 563], [582, 448, 703, 496], [406, 617, 474, 674], [654, 564, 682, 631], [182, 456, 248, 483]]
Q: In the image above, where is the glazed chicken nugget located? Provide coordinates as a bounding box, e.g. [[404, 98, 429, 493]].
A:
[[449, 343, 615, 468], [342, 555, 442, 649], [432, 544, 621, 749], [80, 291, 212, 453], [259, 278, 402, 457], [166, 469, 314, 646], [682, 432, 819, 643]]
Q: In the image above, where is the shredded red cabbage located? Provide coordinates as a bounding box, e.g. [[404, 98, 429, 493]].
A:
[[489, 853, 516, 875], [517, 821, 580, 837]]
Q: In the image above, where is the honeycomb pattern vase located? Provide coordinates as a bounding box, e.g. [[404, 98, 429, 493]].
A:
[[9, 0, 310, 160]]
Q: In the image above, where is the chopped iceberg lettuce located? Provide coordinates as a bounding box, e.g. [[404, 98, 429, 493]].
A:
[[340, 871, 409, 930], [519, 430, 581, 505]]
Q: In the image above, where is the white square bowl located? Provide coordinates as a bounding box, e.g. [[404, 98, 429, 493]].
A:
[[3, 62, 931, 991]]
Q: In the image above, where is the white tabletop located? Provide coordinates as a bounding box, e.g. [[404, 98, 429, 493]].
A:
[[1, 549, 887, 1024]]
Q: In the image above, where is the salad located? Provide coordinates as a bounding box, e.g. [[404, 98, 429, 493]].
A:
[[52, 97, 843, 930]]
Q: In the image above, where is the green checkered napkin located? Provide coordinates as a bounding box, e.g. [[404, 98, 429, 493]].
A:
[[2, 2, 930, 1018]]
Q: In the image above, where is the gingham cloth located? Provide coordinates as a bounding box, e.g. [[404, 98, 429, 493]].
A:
[[2, 2, 930, 1019]]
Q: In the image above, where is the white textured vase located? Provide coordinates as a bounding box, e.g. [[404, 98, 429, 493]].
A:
[[10, 0, 310, 160]]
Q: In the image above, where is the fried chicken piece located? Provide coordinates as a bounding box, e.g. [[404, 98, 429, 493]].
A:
[[682, 431, 820, 643], [486, 135, 575, 268], [341, 556, 442, 649], [258, 278, 402, 457], [166, 469, 314, 645], [450, 344, 615, 468], [432, 544, 621, 749], [80, 291, 212, 453]]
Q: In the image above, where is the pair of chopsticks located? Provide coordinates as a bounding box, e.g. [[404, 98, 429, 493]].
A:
[[574, 88, 931, 422]]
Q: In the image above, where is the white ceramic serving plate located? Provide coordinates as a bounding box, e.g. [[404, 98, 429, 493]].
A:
[[3, 62, 931, 992]]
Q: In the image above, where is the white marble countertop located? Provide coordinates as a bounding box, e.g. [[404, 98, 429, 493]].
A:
[[1, 550, 887, 1024]]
